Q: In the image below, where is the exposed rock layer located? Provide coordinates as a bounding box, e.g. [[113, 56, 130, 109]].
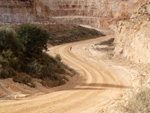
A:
[[0, 0, 51, 23], [0, 0, 149, 29], [114, 3, 150, 64], [40, 0, 149, 29], [0, 0, 34, 23]]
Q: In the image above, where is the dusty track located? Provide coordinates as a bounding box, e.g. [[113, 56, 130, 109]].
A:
[[0, 35, 131, 113]]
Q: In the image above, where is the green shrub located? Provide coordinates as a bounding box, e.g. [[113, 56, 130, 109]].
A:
[[20, 59, 43, 76], [16, 24, 49, 56], [2, 50, 20, 70], [0, 25, 76, 87], [0, 26, 21, 52], [55, 54, 62, 61]]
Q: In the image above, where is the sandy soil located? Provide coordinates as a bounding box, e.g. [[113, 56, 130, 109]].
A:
[[0, 35, 132, 113]]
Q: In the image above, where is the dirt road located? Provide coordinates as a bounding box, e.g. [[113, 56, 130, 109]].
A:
[[0, 35, 131, 113]]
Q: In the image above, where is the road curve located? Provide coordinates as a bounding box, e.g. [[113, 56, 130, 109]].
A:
[[0, 35, 131, 113]]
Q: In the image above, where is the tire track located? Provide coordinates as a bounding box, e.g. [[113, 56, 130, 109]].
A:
[[0, 35, 131, 113]]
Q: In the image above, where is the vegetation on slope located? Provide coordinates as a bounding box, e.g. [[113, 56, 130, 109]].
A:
[[49, 26, 105, 46], [0, 24, 103, 88], [0, 24, 75, 87]]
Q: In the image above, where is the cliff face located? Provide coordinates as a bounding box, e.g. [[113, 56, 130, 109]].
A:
[[0, 0, 148, 29], [114, 3, 150, 64], [0, 0, 34, 23], [40, 0, 148, 29], [33, 0, 51, 21], [0, 0, 50, 23]]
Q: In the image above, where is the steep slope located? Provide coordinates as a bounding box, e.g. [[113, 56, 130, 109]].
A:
[[0, 0, 50, 23], [0, 0, 149, 29], [114, 3, 150, 64], [0, 0, 35, 23], [40, 0, 149, 29]]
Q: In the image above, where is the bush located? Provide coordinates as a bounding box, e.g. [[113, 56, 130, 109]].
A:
[[16, 24, 49, 56], [55, 54, 62, 61], [40, 65, 65, 79], [0, 24, 75, 87], [13, 73, 35, 87], [0, 68, 16, 79], [21, 59, 43, 76], [41, 77, 65, 87], [0, 26, 21, 52], [1, 50, 20, 70]]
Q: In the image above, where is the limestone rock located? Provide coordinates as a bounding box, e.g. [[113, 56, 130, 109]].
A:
[[0, 0, 148, 29], [114, 3, 150, 64], [39, 0, 149, 29]]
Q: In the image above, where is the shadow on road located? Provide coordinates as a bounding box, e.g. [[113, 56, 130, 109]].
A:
[[80, 83, 132, 89], [65, 83, 132, 91]]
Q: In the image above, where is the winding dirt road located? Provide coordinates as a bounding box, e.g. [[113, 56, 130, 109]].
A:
[[0, 35, 131, 113]]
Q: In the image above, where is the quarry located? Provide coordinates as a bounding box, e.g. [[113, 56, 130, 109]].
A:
[[0, 0, 150, 113]]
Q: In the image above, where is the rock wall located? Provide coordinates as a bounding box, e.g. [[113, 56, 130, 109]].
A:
[[0, 0, 51, 23], [0, 0, 34, 23], [40, 0, 149, 29], [33, 0, 51, 21], [114, 3, 150, 64], [0, 0, 149, 29]]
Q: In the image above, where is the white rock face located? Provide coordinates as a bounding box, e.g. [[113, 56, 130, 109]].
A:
[[0, 0, 148, 29], [114, 3, 150, 64], [40, 0, 148, 29]]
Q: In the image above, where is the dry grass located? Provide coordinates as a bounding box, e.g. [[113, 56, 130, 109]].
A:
[[13, 73, 35, 87], [118, 87, 150, 113], [116, 69, 150, 113]]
